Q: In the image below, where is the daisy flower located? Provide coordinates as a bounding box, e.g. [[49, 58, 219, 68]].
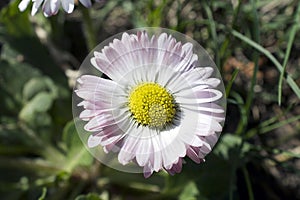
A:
[[18, 0, 96, 17], [73, 28, 226, 178]]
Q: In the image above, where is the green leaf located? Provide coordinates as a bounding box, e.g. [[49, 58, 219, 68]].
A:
[[278, 2, 300, 105], [165, 154, 232, 200], [225, 68, 239, 97], [0, 0, 33, 37], [75, 193, 103, 200], [214, 134, 251, 160], [62, 121, 93, 172], [0, 33, 69, 92], [63, 121, 82, 149], [179, 181, 199, 200], [19, 92, 54, 123], [38, 187, 47, 200], [0, 60, 41, 114], [23, 76, 58, 101]]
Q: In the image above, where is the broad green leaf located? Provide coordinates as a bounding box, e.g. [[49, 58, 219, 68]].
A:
[[3, 37, 69, 90], [194, 156, 232, 200], [23, 76, 58, 101], [19, 92, 54, 123], [0, 60, 40, 114], [214, 134, 251, 160], [0, 31, 68, 92], [164, 135, 251, 200], [0, 42, 22, 63], [165, 154, 232, 200], [0, 60, 39, 99], [62, 121, 93, 172], [179, 181, 199, 200], [63, 121, 82, 149], [0, 0, 33, 37]]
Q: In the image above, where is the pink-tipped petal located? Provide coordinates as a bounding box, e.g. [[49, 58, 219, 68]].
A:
[[187, 147, 202, 163], [166, 158, 183, 175], [143, 163, 154, 178]]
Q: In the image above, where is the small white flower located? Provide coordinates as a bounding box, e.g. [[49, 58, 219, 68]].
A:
[[18, 0, 95, 17], [74, 29, 226, 178]]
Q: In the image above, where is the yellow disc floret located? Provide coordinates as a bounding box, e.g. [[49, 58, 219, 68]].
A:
[[128, 83, 176, 128]]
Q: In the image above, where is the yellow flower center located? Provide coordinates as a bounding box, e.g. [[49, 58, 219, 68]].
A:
[[128, 83, 176, 128]]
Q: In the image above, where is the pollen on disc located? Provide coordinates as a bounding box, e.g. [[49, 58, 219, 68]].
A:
[[128, 83, 176, 128]]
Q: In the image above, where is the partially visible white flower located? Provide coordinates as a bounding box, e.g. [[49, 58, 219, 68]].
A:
[[18, 0, 95, 17]]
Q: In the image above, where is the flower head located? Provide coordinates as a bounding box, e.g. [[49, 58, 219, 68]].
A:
[[18, 0, 96, 17], [74, 29, 226, 178]]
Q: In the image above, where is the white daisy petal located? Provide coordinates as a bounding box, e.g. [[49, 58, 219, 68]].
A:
[[150, 134, 163, 172], [198, 114, 223, 132], [177, 88, 223, 105], [79, 0, 92, 8], [18, 0, 31, 12], [203, 134, 219, 147], [118, 129, 141, 165], [198, 105, 224, 113], [91, 54, 124, 81], [166, 158, 183, 175], [76, 75, 123, 101], [61, 0, 74, 13], [197, 67, 214, 79], [135, 130, 152, 166], [143, 163, 154, 178], [200, 142, 212, 154], [87, 134, 102, 148], [162, 138, 186, 168], [31, 0, 43, 15], [182, 134, 204, 147], [175, 43, 194, 71], [21, 0, 99, 16], [187, 147, 202, 163], [79, 109, 103, 121], [84, 114, 113, 131], [103, 140, 121, 153], [41, 0, 60, 16], [101, 134, 124, 148]]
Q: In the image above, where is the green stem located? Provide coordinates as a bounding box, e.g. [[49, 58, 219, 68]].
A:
[[232, 91, 247, 135], [236, 0, 260, 135], [38, 187, 47, 200], [225, 68, 239, 97], [203, 1, 220, 70], [242, 166, 254, 200], [245, 0, 260, 113], [19, 122, 65, 163], [260, 114, 300, 134], [278, 2, 300, 105], [64, 146, 88, 173], [81, 8, 97, 51]]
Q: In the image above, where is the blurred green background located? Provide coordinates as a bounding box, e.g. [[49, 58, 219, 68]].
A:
[[0, 0, 300, 199]]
